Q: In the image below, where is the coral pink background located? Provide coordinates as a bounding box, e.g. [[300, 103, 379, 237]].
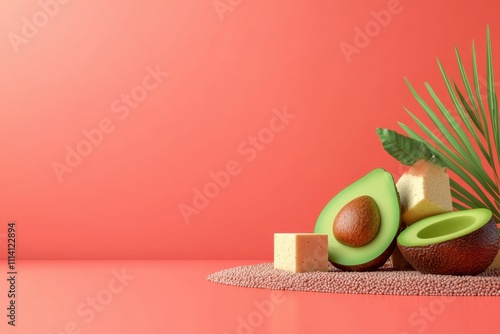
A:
[[0, 0, 498, 260]]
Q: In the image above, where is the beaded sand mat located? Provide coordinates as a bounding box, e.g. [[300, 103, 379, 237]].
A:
[[207, 262, 500, 296]]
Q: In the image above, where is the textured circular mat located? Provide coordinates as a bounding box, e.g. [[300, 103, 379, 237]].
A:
[[207, 262, 500, 296]]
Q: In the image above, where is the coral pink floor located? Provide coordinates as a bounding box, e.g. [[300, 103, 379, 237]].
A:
[[5, 260, 497, 334]]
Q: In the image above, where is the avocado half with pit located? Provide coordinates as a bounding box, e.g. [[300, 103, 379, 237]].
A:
[[314, 168, 400, 271], [397, 208, 499, 275]]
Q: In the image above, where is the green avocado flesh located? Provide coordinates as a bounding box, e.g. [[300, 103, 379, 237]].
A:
[[398, 209, 492, 247], [314, 168, 400, 267]]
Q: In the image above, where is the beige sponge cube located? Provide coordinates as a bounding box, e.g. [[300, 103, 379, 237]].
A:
[[396, 159, 453, 226], [274, 233, 329, 273]]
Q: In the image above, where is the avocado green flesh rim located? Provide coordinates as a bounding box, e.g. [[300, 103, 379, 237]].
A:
[[314, 169, 400, 266], [397, 208, 492, 247]]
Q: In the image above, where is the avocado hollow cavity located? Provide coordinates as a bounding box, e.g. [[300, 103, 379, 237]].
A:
[[416, 216, 476, 240], [333, 196, 381, 247]]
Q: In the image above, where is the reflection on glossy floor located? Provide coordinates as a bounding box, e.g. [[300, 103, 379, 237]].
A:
[[9, 261, 499, 334]]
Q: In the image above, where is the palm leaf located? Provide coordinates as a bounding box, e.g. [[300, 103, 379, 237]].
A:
[[486, 27, 500, 161], [453, 202, 470, 211], [434, 61, 499, 196], [454, 85, 493, 166], [404, 80, 498, 198], [472, 41, 490, 143], [394, 26, 500, 223], [399, 121, 498, 216], [450, 179, 489, 209], [454, 46, 481, 129]]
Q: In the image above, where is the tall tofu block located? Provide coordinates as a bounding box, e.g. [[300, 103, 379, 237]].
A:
[[274, 233, 329, 273], [396, 159, 453, 226]]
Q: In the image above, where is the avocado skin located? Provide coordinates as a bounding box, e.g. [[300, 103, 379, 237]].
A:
[[332, 238, 397, 271], [398, 218, 500, 275]]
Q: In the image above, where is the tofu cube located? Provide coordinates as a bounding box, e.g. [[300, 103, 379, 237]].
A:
[[396, 159, 453, 226], [274, 233, 329, 273]]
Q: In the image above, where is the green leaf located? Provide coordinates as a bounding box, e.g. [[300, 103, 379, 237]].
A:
[[472, 38, 498, 182], [455, 47, 481, 128], [450, 179, 488, 209], [435, 61, 499, 195], [399, 121, 499, 216], [486, 26, 500, 161], [453, 202, 470, 211], [404, 80, 477, 171], [454, 83, 493, 167], [429, 155, 446, 167], [455, 82, 483, 136], [405, 75, 500, 198], [472, 40, 490, 142], [454, 82, 490, 157], [376, 128, 434, 166], [379, 27, 500, 222]]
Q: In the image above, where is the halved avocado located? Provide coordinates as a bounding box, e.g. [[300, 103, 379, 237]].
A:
[[314, 168, 400, 271], [397, 208, 499, 275]]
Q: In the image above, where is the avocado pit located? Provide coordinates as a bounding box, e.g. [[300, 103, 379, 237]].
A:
[[333, 195, 381, 247]]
